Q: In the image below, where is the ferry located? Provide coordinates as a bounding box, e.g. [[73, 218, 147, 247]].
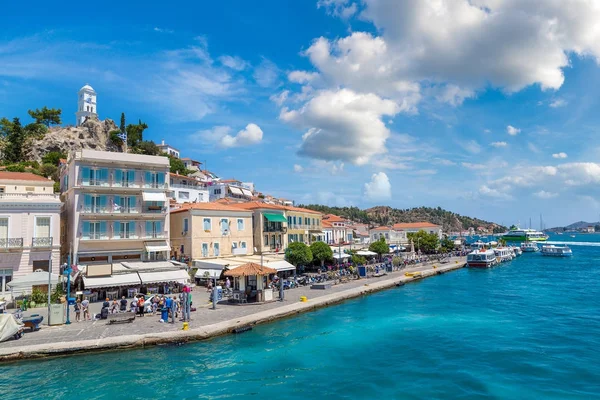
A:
[[520, 242, 539, 252], [502, 228, 548, 242], [494, 247, 514, 262], [467, 249, 498, 268], [541, 245, 573, 257]]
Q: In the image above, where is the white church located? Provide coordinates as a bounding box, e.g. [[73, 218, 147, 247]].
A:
[[75, 84, 97, 126]]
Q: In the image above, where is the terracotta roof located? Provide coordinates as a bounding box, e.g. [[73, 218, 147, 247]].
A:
[[224, 263, 277, 277], [0, 172, 52, 182], [323, 214, 346, 223], [371, 226, 393, 231], [229, 201, 286, 211], [170, 202, 252, 214], [283, 205, 322, 215], [392, 222, 441, 229], [322, 220, 333, 228]]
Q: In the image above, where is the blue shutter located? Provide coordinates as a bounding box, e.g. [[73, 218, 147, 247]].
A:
[[184, 219, 188, 232], [113, 195, 121, 212], [99, 195, 107, 210], [145, 221, 152, 236], [99, 221, 107, 238], [128, 170, 135, 183], [156, 221, 162, 234], [129, 222, 136, 236], [82, 221, 90, 239], [81, 167, 90, 185], [113, 222, 121, 239], [114, 169, 123, 185], [84, 194, 92, 210], [144, 172, 152, 185], [157, 173, 165, 185]]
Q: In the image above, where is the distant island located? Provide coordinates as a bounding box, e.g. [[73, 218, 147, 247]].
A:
[[298, 204, 506, 234], [547, 221, 600, 233]]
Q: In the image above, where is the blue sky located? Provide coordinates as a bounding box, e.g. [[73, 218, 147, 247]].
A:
[[3, 0, 600, 227]]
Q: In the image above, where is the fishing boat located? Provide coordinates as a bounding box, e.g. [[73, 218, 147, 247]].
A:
[[467, 249, 498, 268], [494, 247, 514, 262], [502, 227, 548, 242], [541, 245, 573, 257], [520, 242, 539, 252]]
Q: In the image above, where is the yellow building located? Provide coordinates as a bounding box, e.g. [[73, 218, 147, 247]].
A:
[[170, 203, 254, 262], [283, 206, 323, 244]]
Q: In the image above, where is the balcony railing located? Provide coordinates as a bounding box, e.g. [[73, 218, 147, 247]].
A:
[[32, 237, 53, 248], [78, 179, 168, 189], [142, 206, 167, 214], [80, 232, 167, 241], [81, 206, 141, 214], [0, 193, 60, 200], [0, 237, 23, 250], [264, 225, 287, 233]]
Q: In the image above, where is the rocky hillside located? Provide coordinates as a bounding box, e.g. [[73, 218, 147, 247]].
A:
[[23, 116, 123, 162], [299, 204, 505, 233]]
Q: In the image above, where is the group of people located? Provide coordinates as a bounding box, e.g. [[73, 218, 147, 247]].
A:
[[73, 298, 91, 322]]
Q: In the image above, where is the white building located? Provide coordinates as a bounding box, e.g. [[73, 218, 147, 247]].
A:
[[75, 84, 97, 126], [209, 180, 254, 202], [168, 173, 209, 203], [60, 150, 171, 270], [322, 214, 351, 244], [157, 140, 180, 158], [0, 172, 61, 300], [369, 222, 443, 245]]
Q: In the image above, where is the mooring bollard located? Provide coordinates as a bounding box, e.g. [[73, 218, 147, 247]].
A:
[[182, 322, 189, 331], [300, 296, 307, 302]]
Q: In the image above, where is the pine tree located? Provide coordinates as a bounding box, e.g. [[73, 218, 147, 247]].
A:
[[120, 113, 126, 133]]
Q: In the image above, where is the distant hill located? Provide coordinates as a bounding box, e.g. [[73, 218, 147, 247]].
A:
[[548, 221, 600, 232], [298, 204, 505, 233]]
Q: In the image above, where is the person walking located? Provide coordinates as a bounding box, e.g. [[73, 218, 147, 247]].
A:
[[81, 298, 90, 321], [74, 298, 81, 322]]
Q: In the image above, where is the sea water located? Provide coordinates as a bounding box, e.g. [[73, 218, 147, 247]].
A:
[[1, 233, 600, 399]]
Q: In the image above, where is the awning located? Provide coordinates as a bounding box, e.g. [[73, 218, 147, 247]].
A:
[[263, 260, 296, 272], [264, 213, 287, 223], [229, 187, 243, 195], [309, 230, 324, 234], [144, 241, 171, 252], [333, 253, 351, 259], [82, 273, 141, 289], [142, 192, 167, 202], [138, 269, 189, 285], [195, 268, 222, 279], [7, 271, 60, 288], [241, 189, 253, 197], [356, 250, 377, 256]]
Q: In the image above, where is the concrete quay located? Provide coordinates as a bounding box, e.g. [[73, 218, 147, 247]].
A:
[[0, 258, 466, 363]]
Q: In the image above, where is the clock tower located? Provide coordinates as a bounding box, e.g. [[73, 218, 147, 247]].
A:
[[75, 84, 97, 126]]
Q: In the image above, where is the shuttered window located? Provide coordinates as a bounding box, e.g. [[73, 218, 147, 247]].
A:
[[35, 217, 51, 238]]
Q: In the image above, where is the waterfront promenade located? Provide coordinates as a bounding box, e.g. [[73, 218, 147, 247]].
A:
[[0, 257, 465, 362]]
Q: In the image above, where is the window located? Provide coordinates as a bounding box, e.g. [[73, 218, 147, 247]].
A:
[[179, 191, 190, 200], [203, 218, 211, 231], [288, 216, 292, 225], [0, 187, 4, 193], [202, 243, 209, 257], [221, 218, 230, 235], [0, 218, 8, 241], [82, 221, 106, 240], [0, 269, 13, 293], [115, 169, 135, 187], [114, 221, 135, 239], [183, 218, 189, 233], [293, 216, 297, 225], [81, 167, 108, 186], [299, 234, 304, 243], [144, 171, 165, 188], [35, 217, 50, 238], [241, 241, 247, 249], [264, 235, 269, 245], [237, 219, 244, 231], [213, 188, 222, 195], [214, 243, 220, 256], [25, 187, 34, 193], [145, 221, 163, 238], [232, 242, 238, 249]]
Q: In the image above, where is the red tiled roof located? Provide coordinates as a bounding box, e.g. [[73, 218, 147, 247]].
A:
[[392, 222, 441, 229], [323, 214, 346, 223], [371, 226, 393, 231], [321, 220, 333, 228], [0, 172, 52, 182], [282, 205, 322, 215], [229, 201, 286, 211]]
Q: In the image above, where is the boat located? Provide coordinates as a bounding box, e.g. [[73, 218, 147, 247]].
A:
[[489, 241, 498, 247], [511, 246, 522, 257], [494, 247, 514, 262], [502, 227, 548, 242], [541, 245, 573, 257], [470, 240, 486, 250], [467, 249, 498, 268], [520, 242, 539, 252]]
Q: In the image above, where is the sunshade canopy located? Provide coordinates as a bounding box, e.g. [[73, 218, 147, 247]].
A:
[[356, 250, 377, 256], [144, 241, 171, 252], [142, 192, 167, 202], [224, 263, 277, 277], [83, 273, 141, 289], [7, 270, 59, 288], [264, 213, 287, 223]]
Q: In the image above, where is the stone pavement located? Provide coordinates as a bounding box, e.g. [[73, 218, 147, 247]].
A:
[[0, 258, 466, 360]]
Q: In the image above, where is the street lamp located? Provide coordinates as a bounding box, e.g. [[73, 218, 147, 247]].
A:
[[64, 251, 73, 325]]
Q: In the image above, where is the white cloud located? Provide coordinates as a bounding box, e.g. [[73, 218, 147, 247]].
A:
[[372, 155, 412, 170], [293, 164, 304, 173], [528, 142, 541, 154], [434, 84, 476, 106], [534, 190, 558, 199], [280, 88, 399, 165], [364, 172, 392, 201], [549, 98, 567, 108], [552, 152, 568, 159], [462, 162, 486, 170], [220, 123, 264, 148], [317, 0, 358, 19], [491, 141, 508, 148], [463, 140, 482, 154], [433, 158, 457, 166], [288, 70, 319, 84], [253, 58, 280, 87], [218, 55, 249, 71], [153, 27, 174, 34], [484, 129, 491, 134], [479, 185, 512, 200], [506, 125, 521, 136], [269, 90, 289, 106]]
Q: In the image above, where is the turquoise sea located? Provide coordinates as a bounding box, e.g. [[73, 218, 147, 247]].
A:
[[2, 233, 600, 399]]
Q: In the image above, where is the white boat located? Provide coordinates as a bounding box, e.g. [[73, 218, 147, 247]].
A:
[[489, 241, 498, 247], [502, 228, 548, 242], [520, 242, 539, 252], [470, 240, 486, 250], [541, 245, 573, 257], [511, 246, 522, 257], [467, 249, 498, 268], [494, 247, 514, 262]]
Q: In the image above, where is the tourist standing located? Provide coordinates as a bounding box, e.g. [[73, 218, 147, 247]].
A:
[[137, 296, 145, 317], [81, 298, 90, 321], [110, 299, 119, 314], [74, 299, 81, 322]]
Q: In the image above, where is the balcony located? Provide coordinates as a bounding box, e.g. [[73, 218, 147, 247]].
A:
[[0, 237, 23, 250], [142, 205, 167, 214], [78, 179, 168, 190], [0, 193, 60, 201], [32, 237, 53, 248], [81, 232, 166, 241], [263, 223, 287, 233]]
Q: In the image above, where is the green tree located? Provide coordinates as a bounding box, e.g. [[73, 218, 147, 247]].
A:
[[440, 237, 455, 252], [126, 120, 148, 148], [286, 242, 313, 267], [167, 154, 191, 175], [135, 140, 160, 155], [369, 237, 389, 259], [109, 130, 124, 147], [120, 112, 126, 133], [351, 254, 366, 266], [24, 122, 48, 139], [310, 241, 333, 267], [406, 230, 440, 254], [1, 117, 26, 163], [41, 151, 66, 166], [39, 163, 59, 180], [27, 106, 62, 126]]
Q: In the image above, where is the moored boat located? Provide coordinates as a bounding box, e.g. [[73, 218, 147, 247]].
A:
[[470, 240, 486, 251], [511, 246, 522, 257], [494, 247, 514, 262], [541, 245, 573, 257], [521, 242, 539, 252], [467, 249, 498, 268], [503, 228, 548, 242]]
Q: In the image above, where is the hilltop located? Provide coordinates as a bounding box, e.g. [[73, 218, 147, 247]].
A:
[[298, 204, 505, 233], [547, 221, 600, 232]]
